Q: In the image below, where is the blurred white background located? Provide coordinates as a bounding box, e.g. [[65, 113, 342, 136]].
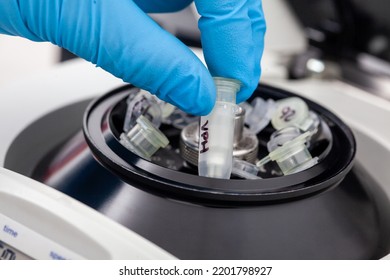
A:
[[0, 0, 305, 87], [0, 36, 60, 86]]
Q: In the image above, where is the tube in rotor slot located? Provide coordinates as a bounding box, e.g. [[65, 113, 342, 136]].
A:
[[198, 77, 241, 179]]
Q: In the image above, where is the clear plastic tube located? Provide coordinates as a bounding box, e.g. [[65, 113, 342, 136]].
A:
[[232, 158, 261, 180], [245, 97, 276, 134], [120, 115, 169, 160], [162, 107, 199, 129], [123, 90, 162, 132], [198, 77, 241, 179], [256, 130, 318, 175]]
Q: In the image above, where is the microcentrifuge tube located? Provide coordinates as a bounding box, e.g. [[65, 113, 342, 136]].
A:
[[198, 77, 241, 179], [157, 101, 176, 119], [271, 97, 314, 131], [245, 97, 276, 134], [267, 126, 302, 152], [162, 107, 199, 129], [123, 90, 162, 133], [120, 115, 169, 160], [232, 158, 261, 180], [306, 111, 321, 135], [256, 129, 318, 175]]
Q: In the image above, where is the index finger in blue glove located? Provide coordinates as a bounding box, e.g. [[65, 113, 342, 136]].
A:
[[195, 0, 266, 103], [0, 0, 215, 115]]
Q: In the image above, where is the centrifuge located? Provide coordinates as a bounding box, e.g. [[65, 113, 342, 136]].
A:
[[1, 0, 390, 260]]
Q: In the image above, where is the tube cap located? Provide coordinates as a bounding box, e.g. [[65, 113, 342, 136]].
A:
[[257, 130, 318, 175], [271, 97, 311, 131], [120, 115, 169, 160]]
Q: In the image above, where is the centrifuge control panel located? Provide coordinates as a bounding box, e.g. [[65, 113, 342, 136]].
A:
[[0, 213, 83, 260], [0, 168, 175, 260]]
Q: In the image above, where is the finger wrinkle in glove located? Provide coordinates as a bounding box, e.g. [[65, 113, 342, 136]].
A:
[[0, 0, 41, 40]]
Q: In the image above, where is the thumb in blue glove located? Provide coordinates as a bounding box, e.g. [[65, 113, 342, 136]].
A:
[[195, 0, 266, 104], [0, 0, 265, 115]]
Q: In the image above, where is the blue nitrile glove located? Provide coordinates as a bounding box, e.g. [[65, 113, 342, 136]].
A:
[[0, 0, 265, 115]]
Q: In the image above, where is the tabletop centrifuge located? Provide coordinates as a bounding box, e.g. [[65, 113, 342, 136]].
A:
[[0, 57, 390, 259], [1, 0, 390, 260]]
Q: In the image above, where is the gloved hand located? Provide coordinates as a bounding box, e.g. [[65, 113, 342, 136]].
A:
[[0, 0, 265, 115]]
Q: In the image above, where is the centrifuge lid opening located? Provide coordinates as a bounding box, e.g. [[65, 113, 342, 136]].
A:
[[83, 84, 356, 203]]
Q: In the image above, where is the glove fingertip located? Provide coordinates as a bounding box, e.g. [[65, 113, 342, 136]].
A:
[[236, 73, 260, 104], [161, 70, 216, 116], [165, 79, 216, 116]]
